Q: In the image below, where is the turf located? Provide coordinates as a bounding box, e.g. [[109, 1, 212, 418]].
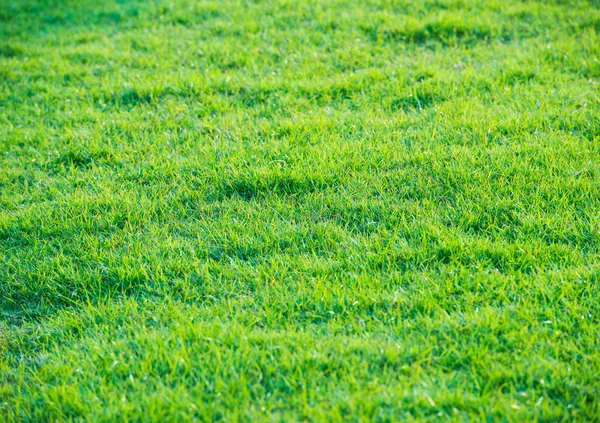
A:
[[1, 0, 600, 421]]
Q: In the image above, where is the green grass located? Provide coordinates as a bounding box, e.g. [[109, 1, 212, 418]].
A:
[[1, 0, 600, 421]]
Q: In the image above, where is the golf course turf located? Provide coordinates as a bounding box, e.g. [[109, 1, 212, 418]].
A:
[[1, 0, 600, 421]]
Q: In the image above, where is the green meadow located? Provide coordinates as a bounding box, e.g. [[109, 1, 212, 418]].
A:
[[1, 0, 599, 421]]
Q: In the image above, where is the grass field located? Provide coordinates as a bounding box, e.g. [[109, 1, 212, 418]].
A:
[[1, 0, 600, 421]]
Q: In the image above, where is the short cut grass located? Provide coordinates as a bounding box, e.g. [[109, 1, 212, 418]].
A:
[[1, 0, 600, 421]]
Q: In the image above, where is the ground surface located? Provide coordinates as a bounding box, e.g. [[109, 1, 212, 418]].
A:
[[1, 0, 599, 421]]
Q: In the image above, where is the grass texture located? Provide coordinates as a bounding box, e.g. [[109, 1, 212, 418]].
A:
[[1, 0, 600, 421]]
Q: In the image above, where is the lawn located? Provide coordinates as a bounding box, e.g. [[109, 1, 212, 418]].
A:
[[1, 0, 599, 421]]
